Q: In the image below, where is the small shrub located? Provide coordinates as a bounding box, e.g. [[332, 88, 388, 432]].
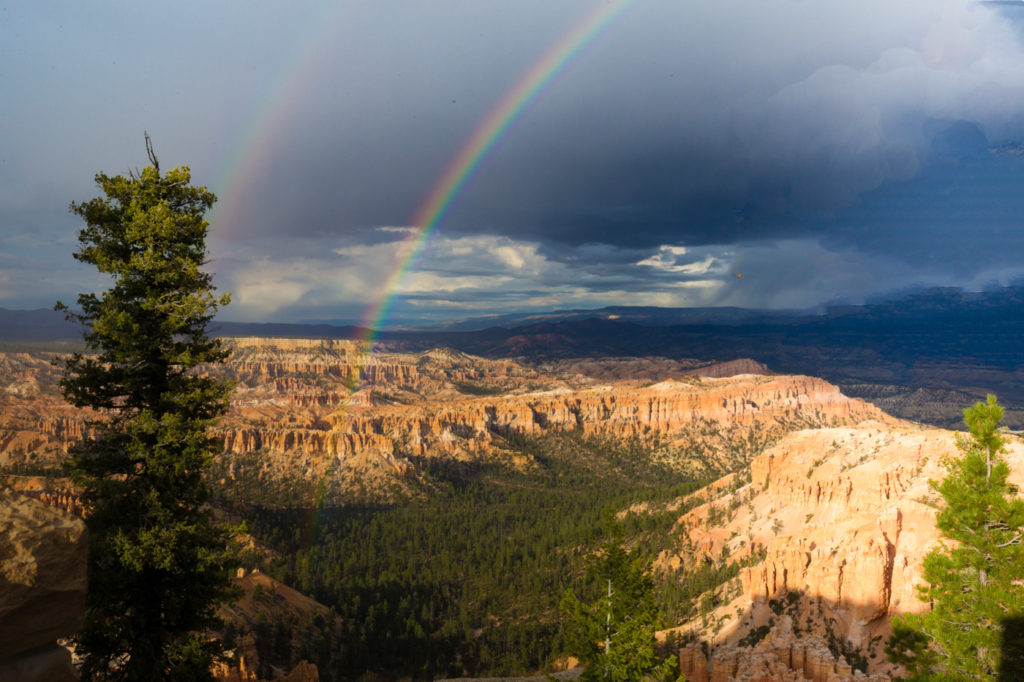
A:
[[738, 625, 771, 648]]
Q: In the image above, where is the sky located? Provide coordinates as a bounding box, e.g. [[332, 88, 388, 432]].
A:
[[4, 0, 1024, 328]]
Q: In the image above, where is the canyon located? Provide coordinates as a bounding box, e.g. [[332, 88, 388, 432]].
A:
[[2, 336, 1021, 680], [6, 288, 1024, 432]]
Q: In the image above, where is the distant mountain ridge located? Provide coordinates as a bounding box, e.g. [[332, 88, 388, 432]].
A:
[[413, 305, 808, 331], [5, 286, 1021, 342], [4, 287, 1022, 428], [0, 308, 369, 344]]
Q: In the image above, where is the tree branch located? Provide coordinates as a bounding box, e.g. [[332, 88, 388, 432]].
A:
[[145, 131, 159, 172], [996, 533, 1021, 548]]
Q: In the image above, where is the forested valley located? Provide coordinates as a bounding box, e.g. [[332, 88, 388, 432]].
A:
[[220, 431, 748, 680]]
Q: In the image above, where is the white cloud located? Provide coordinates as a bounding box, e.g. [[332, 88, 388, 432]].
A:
[[222, 232, 749, 322], [234, 270, 311, 312], [400, 273, 516, 294], [376, 226, 420, 234], [493, 245, 527, 270], [636, 247, 723, 276], [223, 233, 550, 320]]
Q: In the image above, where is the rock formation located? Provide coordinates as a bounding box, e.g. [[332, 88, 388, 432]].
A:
[[0, 351, 91, 471], [678, 618, 890, 682], [0, 490, 86, 682], [0, 339, 887, 501], [214, 569, 336, 682], [8, 337, 1017, 679], [212, 658, 319, 682], [659, 422, 1024, 678]]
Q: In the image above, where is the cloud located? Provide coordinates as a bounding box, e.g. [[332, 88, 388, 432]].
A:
[[224, 0, 1024, 285], [637, 248, 720, 276], [221, 232, 741, 323], [7, 0, 1024, 323]]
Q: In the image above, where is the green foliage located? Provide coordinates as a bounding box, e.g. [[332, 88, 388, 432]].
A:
[[887, 395, 1024, 680], [453, 380, 505, 396], [57, 156, 237, 681], [234, 434, 705, 679], [655, 547, 765, 624], [738, 625, 771, 648], [560, 516, 683, 682], [824, 620, 868, 674]]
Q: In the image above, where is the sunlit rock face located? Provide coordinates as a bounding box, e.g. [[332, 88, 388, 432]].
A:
[[661, 421, 1024, 678], [212, 656, 320, 682], [679, 617, 892, 682], [211, 369, 889, 501], [0, 490, 86, 682], [0, 338, 887, 501]]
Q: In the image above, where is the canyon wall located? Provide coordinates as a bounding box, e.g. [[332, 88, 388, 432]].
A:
[[209, 350, 891, 500], [658, 422, 1024, 678], [0, 339, 887, 501]]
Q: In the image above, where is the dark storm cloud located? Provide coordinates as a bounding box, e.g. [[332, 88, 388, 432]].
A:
[[246, 0, 1024, 263], [825, 124, 1024, 274], [6, 1, 1024, 323]]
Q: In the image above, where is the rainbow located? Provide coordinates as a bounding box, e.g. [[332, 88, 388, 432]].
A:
[[208, 2, 348, 250], [211, 1, 634, 336], [360, 0, 635, 341]]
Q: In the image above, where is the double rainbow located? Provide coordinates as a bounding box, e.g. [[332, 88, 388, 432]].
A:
[[212, 1, 634, 341], [360, 0, 635, 341]]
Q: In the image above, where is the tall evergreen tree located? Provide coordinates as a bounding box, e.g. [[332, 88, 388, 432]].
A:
[[57, 141, 236, 681], [887, 395, 1024, 680], [560, 516, 682, 681]]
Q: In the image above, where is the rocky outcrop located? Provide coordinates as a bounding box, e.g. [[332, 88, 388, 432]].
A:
[[219, 374, 879, 453], [679, 619, 889, 681], [0, 397, 91, 468], [224, 338, 551, 395], [13, 488, 83, 518], [0, 490, 86, 682], [212, 372, 890, 502], [660, 423, 1024, 677], [215, 568, 334, 682], [212, 658, 319, 682], [0, 340, 560, 471]]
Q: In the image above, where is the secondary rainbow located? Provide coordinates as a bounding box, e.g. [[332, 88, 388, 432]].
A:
[[208, 2, 344, 249], [360, 0, 635, 341]]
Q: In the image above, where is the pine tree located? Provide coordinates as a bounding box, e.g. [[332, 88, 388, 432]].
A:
[[886, 395, 1024, 680], [560, 516, 683, 681], [56, 140, 236, 681]]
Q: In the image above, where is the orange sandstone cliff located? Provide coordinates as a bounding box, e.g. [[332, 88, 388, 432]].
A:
[[0, 338, 887, 502], [659, 422, 1024, 679]]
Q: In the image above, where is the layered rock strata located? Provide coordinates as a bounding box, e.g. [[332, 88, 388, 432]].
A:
[[0, 339, 887, 499], [215, 373, 888, 500], [219, 374, 880, 457], [212, 658, 319, 682]]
